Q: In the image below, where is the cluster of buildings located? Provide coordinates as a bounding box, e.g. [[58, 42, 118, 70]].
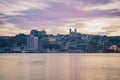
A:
[[26, 30, 46, 52], [0, 29, 120, 53]]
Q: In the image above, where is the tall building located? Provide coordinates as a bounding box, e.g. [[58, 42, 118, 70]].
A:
[[26, 30, 47, 51], [27, 35, 38, 51], [30, 30, 46, 36]]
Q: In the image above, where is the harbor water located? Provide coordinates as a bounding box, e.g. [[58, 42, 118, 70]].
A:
[[0, 53, 120, 80]]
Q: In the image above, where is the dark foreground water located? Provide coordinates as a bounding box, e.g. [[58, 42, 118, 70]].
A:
[[0, 53, 120, 80]]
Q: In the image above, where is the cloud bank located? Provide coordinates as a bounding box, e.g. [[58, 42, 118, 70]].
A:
[[0, 0, 120, 36]]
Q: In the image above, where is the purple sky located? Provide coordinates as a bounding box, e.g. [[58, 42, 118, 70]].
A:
[[0, 0, 120, 36]]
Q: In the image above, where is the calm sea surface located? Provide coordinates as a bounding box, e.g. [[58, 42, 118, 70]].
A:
[[0, 53, 120, 80]]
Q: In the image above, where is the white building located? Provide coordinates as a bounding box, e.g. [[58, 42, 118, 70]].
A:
[[27, 35, 38, 51]]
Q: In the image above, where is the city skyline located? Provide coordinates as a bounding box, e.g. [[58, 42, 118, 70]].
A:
[[0, 0, 120, 36]]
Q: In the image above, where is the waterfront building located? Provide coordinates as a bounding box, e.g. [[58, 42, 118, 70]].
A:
[[27, 35, 38, 51], [30, 30, 46, 36]]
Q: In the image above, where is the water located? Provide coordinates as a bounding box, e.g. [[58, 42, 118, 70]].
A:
[[0, 53, 120, 80]]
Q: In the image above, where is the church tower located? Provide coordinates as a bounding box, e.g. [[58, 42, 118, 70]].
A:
[[69, 29, 72, 34]]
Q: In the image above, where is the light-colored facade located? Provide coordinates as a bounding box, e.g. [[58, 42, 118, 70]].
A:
[[27, 35, 38, 51]]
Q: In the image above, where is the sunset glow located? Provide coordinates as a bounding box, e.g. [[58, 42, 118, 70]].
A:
[[0, 0, 120, 36]]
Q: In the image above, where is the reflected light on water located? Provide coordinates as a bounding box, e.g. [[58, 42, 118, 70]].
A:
[[0, 53, 120, 80]]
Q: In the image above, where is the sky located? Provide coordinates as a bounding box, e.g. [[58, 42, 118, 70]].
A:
[[0, 0, 120, 36]]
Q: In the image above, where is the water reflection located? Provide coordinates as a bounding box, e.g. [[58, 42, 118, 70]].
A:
[[0, 54, 120, 80]]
